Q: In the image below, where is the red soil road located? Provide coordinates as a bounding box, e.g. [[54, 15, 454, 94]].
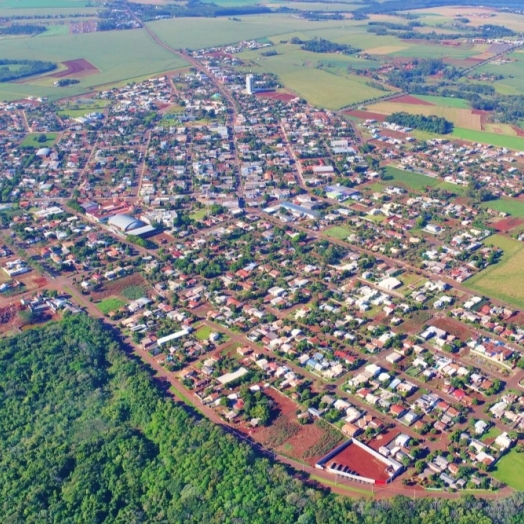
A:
[[326, 441, 391, 482], [389, 94, 435, 106], [344, 109, 387, 122], [492, 216, 524, 232], [255, 91, 297, 102], [512, 125, 524, 137], [48, 59, 99, 79]]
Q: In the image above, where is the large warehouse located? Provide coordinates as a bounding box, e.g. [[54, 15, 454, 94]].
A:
[[107, 214, 156, 237]]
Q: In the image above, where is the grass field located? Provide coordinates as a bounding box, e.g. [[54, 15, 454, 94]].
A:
[[324, 226, 352, 240], [453, 128, 524, 150], [416, 95, 471, 109], [465, 235, 524, 309], [20, 132, 58, 148], [97, 297, 126, 314], [0, 29, 187, 101], [58, 99, 110, 118], [0, 0, 86, 7], [189, 208, 207, 220], [480, 198, 524, 219], [491, 448, 524, 491], [195, 325, 213, 341], [383, 166, 439, 190]]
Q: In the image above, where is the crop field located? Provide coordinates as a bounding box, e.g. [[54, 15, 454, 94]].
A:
[[0, 0, 86, 7], [452, 128, 524, 150], [465, 235, 524, 309], [147, 15, 350, 51], [0, 29, 187, 101], [383, 166, 439, 190], [416, 95, 471, 109], [367, 102, 482, 131]]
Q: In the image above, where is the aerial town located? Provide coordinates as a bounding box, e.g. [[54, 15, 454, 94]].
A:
[[2, 38, 524, 498]]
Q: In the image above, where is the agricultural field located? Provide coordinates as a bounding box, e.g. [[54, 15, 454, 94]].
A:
[[452, 128, 524, 150], [465, 235, 524, 309], [0, 0, 87, 8], [367, 101, 483, 131], [416, 95, 471, 109], [97, 297, 126, 315], [0, 29, 187, 101]]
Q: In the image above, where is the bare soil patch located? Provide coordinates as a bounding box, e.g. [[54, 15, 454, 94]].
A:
[[90, 273, 149, 301], [48, 59, 99, 79], [390, 95, 434, 106], [492, 216, 524, 232], [431, 316, 471, 341], [344, 109, 387, 121], [255, 90, 297, 102]]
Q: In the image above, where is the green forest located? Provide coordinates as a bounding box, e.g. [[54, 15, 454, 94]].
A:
[[0, 59, 56, 83], [1, 314, 524, 523], [386, 112, 454, 134]]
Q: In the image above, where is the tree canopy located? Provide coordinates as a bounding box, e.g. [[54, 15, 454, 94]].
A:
[[1, 314, 524, 523]]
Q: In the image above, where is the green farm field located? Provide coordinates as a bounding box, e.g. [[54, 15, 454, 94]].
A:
[[416, 95, 471, 109], [452, 128, 524, 150], [465, 235, 524, 309], [0, 29, 187, 101], [0, 0, 87, 8]]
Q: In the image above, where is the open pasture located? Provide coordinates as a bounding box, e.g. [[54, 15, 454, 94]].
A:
[[383, 166, 439, 191], [452, 128, 524, 150], [465, 234, 524, 309]]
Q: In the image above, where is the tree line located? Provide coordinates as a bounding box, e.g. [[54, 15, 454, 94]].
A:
[[0, 59, 56, 82], [2, 314, 524, 522], [386, 111, 454, 134]]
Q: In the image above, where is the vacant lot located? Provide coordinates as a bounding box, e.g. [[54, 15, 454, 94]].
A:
[[383, 166, 439, 191], [90, 273, 149, 301], [97, 297, 126, 315], [481, 198, 524, 219], [324, 226, 352, 240], [465, 235, 524, 309], [21, 133, 58, 148], [195, 325, 213, 341], [492, 448, 524, 491]]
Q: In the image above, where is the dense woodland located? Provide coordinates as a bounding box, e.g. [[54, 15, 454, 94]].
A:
[[0, 59, 56, 82], [2, 314, 524, 523], [386, 112, 454, 134], [0, 24, 46, 35]]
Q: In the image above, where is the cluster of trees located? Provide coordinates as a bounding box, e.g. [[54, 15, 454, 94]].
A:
[[3, 314, 524, 522], [297, 37, 361, 55], [0, 59, 56, 82], [56, 78, 80, 86], [0, 24, 46, 35], [386, 112, 454, 134]]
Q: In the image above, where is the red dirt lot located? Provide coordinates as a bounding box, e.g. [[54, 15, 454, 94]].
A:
[[390, 95, 434, 106], [0, 304, 19, 333], [255, 91, 297, 102], [89, 273, 149, 301], [512, 126, 524, 137], [276, 420, 326, 463], [48, 59, 99, 79], [492, 216, 524, 232], [344, 110, 387, 122], [326, 441, 390, 482], [431, 317, 472, 341]]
